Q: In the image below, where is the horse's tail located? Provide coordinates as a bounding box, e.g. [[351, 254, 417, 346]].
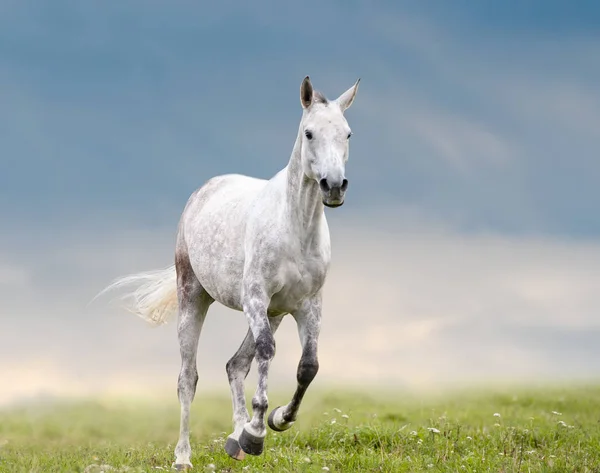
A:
[[96, 265, 178, 326]]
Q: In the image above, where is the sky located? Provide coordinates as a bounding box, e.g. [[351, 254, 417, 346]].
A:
[[1, 1, 600, 406]]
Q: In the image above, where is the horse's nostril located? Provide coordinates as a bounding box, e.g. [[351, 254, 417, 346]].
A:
[[341, 179, 349, 192], [319, 178, 330, 192]]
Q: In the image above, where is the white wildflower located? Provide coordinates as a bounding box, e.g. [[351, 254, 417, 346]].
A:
[[427, 427, 440, 434], [341, 414, 349, 419], [333, 408, 342, 413], [330, 419, 337, 425], [322, 468, 330, 472], [552, 411, 562, 416], [410, 431, 418, 436], [303, 457, 311, 463], [493, 413, 501, 418], [558, 420, 567, 427], [466, 436, 473, 440]]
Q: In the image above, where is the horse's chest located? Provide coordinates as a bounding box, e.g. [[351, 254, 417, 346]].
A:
[[269, 254, 329, 313]]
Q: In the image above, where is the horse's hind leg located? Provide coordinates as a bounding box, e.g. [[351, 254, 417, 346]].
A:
[[173, 251, 213, 470], [268, 294, 321, 432], [224, 315, 284, 461]]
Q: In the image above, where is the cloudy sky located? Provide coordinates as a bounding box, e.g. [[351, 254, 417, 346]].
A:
[[1, 1, 600, 405]]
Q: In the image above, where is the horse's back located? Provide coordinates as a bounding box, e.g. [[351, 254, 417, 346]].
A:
[[178, 173, 268, 309]]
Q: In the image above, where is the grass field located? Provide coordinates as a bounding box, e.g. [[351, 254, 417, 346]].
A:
[[1, 384, 600, 472]]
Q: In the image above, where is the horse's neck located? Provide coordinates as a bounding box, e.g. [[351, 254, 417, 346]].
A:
[[283, 129, 325, 244]]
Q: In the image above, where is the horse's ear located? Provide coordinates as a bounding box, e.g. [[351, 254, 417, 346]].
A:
[[335, 78, 360, 112], [300, 76, 314, 109]]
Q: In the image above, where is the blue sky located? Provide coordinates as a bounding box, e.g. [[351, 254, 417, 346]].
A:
[[2, 2, 600, 403], [2, 0, 599, 237]]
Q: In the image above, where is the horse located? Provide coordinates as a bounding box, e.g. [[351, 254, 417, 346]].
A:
[[100, 75, 360, 469]]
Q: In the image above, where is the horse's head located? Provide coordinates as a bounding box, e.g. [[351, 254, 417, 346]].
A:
[[299, 76, 360, 208]]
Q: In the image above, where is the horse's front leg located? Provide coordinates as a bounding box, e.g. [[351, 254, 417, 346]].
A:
[[268, 293, 321, 432], [224, 315, 284, 461], [237, 281, 276, 456]]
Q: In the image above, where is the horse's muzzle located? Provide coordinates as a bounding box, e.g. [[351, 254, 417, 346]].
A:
[[320, 178, 347, 208]]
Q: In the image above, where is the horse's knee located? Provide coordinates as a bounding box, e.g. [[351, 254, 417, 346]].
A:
[[297, 357, 319, 386], [255, 332, 276, 363]]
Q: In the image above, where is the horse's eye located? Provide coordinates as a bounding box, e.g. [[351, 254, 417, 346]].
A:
[[304, 130, 313, 140], [347, 132, 353, 139]]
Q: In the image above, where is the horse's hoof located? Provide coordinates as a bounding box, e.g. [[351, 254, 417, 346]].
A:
[[224, 436, 246, 461], [268, 406, 295, 432], [238, 427, 265, 456], [172, 462, 193, 470]]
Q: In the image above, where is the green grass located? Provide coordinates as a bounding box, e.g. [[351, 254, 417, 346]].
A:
[[1, 384, 600, 472]]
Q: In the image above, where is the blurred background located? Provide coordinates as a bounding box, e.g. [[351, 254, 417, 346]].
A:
[[1, 1, 600, 407]]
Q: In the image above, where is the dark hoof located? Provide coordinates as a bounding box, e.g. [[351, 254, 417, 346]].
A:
[[224, 436, 246, 461], [238, 427, 265, 456], [268, 406, 294, 432], [268, 406, 286, 432], [172, 463, 192, 471]]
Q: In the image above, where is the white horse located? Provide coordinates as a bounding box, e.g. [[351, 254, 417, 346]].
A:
[[101, 76, 360, 469]]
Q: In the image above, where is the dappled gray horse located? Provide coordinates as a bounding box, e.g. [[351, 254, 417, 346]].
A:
[[102, 76, 360, 469]]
